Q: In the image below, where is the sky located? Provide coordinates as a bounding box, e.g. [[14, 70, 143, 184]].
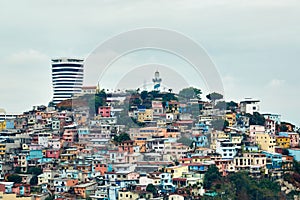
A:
[[0, 0, 299, 126]]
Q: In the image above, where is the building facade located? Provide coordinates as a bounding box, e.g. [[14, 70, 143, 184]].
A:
[[51, 58, 84, 104]]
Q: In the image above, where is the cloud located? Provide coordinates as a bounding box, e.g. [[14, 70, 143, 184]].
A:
[[267, 79, 285, 88], [6, 49, 49, 65]]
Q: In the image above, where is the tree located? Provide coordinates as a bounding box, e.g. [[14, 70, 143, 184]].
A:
[[146, 184, 158, 196], [141, 90, 148, 101], [7, 174, 22, 183], [226, 101, 238, 111], [113, 133, 131, 144], [206, 92, 223, 102], [15, 167, 21, 174], [45, 196, 54, 200], [179, 87, 202, 101], [228, 172, 281, 200], [215, 101, 226, 110], [279, 124, 288, 132], [247, 112, 265, 126], [30, 175, 38, 185], [203, 165, 221, 189], [162, 93, 177, 104], [27, 167, 42, 175], [48, 101, 55, 108]]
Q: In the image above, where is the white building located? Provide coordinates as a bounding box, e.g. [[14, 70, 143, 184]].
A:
[[240, 98, 260, 115], [216, 139, 240, 159], [263, 113, 281, 124], [51, 58, 84, 104]]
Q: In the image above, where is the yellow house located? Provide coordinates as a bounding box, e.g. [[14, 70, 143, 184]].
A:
[[118, 189, 153, 200], [225, 113, 236, 127], [137, 109, 153, 122], [0, 192, 31, 200], [60, 153, 76, 161], [164, 165, 189, 178], [0, 121, 6, 131], [0, 144, 6, 155], [210, 130, 229, 150], [275, 136, 290, 149], [191, 156, 211, 163], [231, 135, 243, 145], [118, 190, 139, 200], [256, 133, 276, 153]]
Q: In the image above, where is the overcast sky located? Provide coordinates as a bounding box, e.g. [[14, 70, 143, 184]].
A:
[[0, 0, 299, 125]]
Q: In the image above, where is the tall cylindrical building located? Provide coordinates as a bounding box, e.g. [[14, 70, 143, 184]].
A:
[[51, 58, 84, 104]]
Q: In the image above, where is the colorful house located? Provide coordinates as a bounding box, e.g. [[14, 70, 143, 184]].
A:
[[255, 133, 276, 153], [73, 182, 97, 199], [275, 136, 290, 149]]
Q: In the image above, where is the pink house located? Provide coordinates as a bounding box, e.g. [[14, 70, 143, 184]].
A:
[[249, 125, 265, 144], [288, 133, 299, 148], [127, 172, 140, 180], [98, 106, 111, 117], [152, 101, 164, 115], [63, 127, 77, 143], [46, 149, 60, 159]]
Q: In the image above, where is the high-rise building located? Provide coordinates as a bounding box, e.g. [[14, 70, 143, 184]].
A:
[[51, 58, 84, 104]]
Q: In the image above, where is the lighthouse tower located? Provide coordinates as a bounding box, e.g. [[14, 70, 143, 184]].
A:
[[152, 70, 162, 91]]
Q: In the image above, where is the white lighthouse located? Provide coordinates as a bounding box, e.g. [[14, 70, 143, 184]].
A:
[[152, 70, 162, 91]]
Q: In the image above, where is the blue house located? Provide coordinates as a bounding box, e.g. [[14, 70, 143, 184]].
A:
[[187, 163, 208, 172], [195, 123, 209, 133], [262, 151, 282, 169], [159, 173, 175, 194], [192, 134, 208, 147], [243, 145, 259, 152], [27, 150, 43, 160], [288, 149, 300, 161], [5, 120, 15, 129]]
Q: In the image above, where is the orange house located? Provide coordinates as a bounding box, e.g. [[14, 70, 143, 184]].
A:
[[66, 179, 78, 187], [73, 182, 97, 198], [118, 140, 134, 153], [12, 183, 31, 196], [94, 163, 108, 175]]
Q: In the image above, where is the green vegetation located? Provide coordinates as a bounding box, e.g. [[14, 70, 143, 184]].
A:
[[203, 166, 284, 200], [113, 133, 131, 144], [203, 165, 221, 189], [215, 101, 226, 110], [279, 124, 289, 132], [30, 175, 38, 185], [7, 174, 22, 183], [27, 167, 43, 175], [146, 183, 158, 196], [228, 172, 281, 200], [178, 87, 202, 101], [45, 196, 54, 200], [90, 89, 107, 115], [206, 92, 223, 102], [226, 101, 238, 111], [247, 112, 266, 126], [215, 100, 238, 111]]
